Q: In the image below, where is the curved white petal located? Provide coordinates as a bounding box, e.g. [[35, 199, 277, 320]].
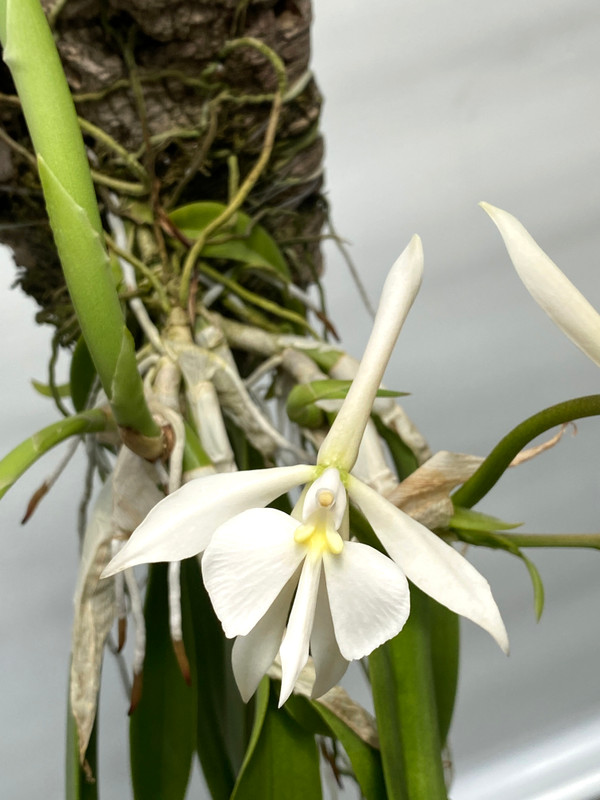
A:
[[347, 476, 509, 653], [279, 552, 322, 706], [202, 507, 304, 638], [310, 575, 349, 698], [323, 541, 410, 660], [232, 573, 298, 702], [318, 236, 423, 472], [481, 202, 600, 368], [102, 464, 314, 576]]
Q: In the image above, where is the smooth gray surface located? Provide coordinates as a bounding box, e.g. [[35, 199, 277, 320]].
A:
[[2, 1, 600, 797]]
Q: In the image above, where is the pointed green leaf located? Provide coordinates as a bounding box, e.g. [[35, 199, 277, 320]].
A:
[[287, 380, 406, 428], [370, 587, 447, 800], [31, 379, 71, 399], [170, 202, 289, 279], [232, 682, 322, 800], [521, 551, 545, 621], [129, 564, 196, 800], [450, 506, 522, 532]]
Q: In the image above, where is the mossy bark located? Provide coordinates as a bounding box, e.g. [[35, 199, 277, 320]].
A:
[[0, 0, 324, 342]]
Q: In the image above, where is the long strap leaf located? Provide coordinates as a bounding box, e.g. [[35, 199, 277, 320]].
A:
[[370, 586, 448, 800], [129, 564, 196, 800]]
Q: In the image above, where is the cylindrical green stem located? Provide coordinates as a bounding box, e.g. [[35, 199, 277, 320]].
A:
[[453, 394, 600, 509], [494, 532, 600, 549], [0, 408, 113, 499], [0, 0, 101, 232], [370, 587, 448, 800]]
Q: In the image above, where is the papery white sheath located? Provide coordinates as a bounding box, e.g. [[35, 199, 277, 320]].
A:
[[103, 235, 508, 705]]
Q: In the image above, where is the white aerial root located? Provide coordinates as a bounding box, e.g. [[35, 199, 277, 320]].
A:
[[107, 210, 165, 354]]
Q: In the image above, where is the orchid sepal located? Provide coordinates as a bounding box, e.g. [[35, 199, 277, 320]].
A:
[[317, 235, 423, 472]]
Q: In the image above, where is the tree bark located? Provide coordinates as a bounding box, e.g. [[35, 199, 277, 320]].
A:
[[0, 0, 324, 341]]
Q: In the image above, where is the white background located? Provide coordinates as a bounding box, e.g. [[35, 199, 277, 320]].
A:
[[2, 1, 600, 797]]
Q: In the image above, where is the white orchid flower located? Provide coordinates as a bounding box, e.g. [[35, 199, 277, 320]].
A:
[[481, 202, 600, 366], [103, 235, 508, 705]]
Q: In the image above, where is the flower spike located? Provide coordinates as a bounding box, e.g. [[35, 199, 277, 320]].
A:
[[481, 202, 600, 368]]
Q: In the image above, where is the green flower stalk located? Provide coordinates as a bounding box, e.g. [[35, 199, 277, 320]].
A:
[[0, 0, 162, 450]]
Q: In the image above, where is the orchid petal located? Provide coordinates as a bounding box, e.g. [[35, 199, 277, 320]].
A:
[[202, 507, 304, 638], [318, 236, 423, 472], [102, 464, 314, 576], [481, 202, 600, 368], [323, 540, 410, 660], [231, 573, 298, 702], [310, 574, 349, 698], [279, 552, 322, 706], [347, 476, 509, 653]]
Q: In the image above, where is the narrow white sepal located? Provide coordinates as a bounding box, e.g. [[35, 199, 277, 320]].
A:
[[202, 507, 303, 638], [232, 574, 297, 703], [101, 464, 314, 577], [318, 236, 423, 472], [347, 476, 509, 654], [310, 574, 349, 698], [481, 202, 600, 368], [323, 540, 410, 660], [279, 552, 322, 706]]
